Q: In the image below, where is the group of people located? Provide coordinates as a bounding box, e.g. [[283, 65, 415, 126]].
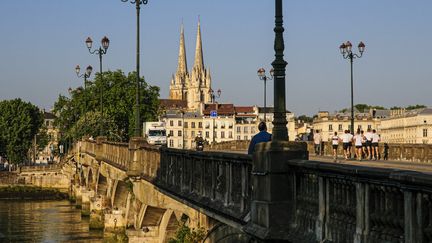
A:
[[329, 128, 381, 161]]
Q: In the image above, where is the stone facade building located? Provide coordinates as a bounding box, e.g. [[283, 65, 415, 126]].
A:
[[312, 110, 388, 141], [380, 108, 432, 144]]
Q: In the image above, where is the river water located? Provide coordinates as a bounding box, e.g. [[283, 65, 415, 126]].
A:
[[0, 200, 104, 243]]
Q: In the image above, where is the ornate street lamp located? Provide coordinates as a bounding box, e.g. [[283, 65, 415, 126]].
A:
[[257, 67, 274, 122], [209, 88, 222, 103], [75, 65, 93, 127], [85, 36, 109, 136], [339, 41, 365, 135], [120, 0, 149, 137]]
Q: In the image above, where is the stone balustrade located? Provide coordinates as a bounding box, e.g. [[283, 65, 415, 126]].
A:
[[158, 148, 252, 223]]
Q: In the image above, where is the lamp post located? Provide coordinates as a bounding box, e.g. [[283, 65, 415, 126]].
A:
[[339, 41, 365, 135], [75, 65, 93, 131], [257, 68, 274, 122], [209, 88, 222, 103], [85, 36, 109, 136], [120, 0, 149, 137], [271, 0, 288, 141]]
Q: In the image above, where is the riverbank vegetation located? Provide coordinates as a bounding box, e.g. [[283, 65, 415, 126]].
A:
[[0, 185, 68, 200]]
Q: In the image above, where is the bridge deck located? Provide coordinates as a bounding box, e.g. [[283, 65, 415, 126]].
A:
[[310, 155, 432, 174]]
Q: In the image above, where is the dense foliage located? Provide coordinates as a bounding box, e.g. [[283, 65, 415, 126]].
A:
[[0, 99, 44, 164], [52, 70, 160, 142], [168, 223, 206, 243]]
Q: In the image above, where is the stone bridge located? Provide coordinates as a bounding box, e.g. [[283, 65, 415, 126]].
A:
[[68, 137, 432, 243]]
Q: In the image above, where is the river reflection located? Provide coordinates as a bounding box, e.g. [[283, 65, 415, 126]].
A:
[[0, 200, 104, 243]]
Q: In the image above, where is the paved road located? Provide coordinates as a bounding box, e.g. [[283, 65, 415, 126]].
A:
[[310, 155, 432, 173]]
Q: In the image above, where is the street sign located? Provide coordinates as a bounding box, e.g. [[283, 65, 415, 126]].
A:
[[210, 110, 217, 118]]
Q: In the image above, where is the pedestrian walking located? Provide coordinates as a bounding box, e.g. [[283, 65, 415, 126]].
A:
[[371, 129, 380, 160], [347, 130, 354, 159], [313, 130, 322, 156], [353, 130, 364, 161], [331, 132, 340, 162], [341, 130, 352, 159], [364, 128, 373, 159]]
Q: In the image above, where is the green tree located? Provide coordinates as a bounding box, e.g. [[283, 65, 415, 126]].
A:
[[296, 115, 314, 123], [406, 104, 426, 110], [168, 223, 206, 243], [0, 99, 43, 164], [53, 70, 160, 142]]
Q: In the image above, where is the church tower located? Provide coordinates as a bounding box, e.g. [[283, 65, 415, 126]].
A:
[[189, 19, 212, 109], [169, 23, 188, 100], [169, 20, 212, 111]]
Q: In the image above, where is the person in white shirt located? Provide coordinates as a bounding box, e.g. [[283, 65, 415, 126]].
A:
[[364, 128, 373, 159], [341, 130, 352, 159], [313, 130, 322, 156], [353, 130, 364, 161], [371, 129, 380, 160], [331, 132, 340, 161]]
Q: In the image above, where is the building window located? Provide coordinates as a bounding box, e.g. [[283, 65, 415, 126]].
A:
[[251, 127, 256, 134], [214, 131, 217, 138], [244, 127, 248, 133], [329, 124, 333, 132], [205, 122, 210, 128], [192, 122, 196, 128], [205, 131, 209, 138], [178, 120, 182, 126], [192, 131, 195, 137], [170, 120, 174, 126], [229, 122, 233, 129], [237, 127, 241, 133], [423, 129, 428, 137], [169, 130, 174, 137], [229, 131, 233, 138], [237, 135, 241, 140], [184, 122, 188, 128], [244, 136, 248, 140], [169, 140, 174, 147], [368, 125, 372, 130], [178, 131, 182, 136], [338, 124, 343, 131], [198, 122, 202, 128], [221, 131, 225, 138]]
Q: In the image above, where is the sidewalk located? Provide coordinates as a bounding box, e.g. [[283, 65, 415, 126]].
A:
[[309, 155, 432, 174]]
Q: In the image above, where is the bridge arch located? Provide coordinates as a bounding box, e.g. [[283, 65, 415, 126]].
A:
[[97, 173, 108, 197], [112, 180, 129, 210]]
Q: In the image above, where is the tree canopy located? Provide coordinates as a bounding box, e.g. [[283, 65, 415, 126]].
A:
[[0, 99, 44, 164], [53, 70, 160, 142]]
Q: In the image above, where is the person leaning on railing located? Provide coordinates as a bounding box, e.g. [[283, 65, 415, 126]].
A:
[[248, 122, 272, 155]]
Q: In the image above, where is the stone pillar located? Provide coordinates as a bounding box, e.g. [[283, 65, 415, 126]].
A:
[[90, 195, 105, 230], [75, 186, 84, 209], [95, 136, 107, 162], [104, 209, 127, 242], [127, 137, 147, 177], [244, 141, 308, 241], [81, 189, 95, 216]]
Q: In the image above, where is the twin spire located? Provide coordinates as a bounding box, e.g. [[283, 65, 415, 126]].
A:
[[176, 19, 204, 76]]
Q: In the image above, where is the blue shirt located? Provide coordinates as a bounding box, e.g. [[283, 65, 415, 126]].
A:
[[248, 131, 272, 155]]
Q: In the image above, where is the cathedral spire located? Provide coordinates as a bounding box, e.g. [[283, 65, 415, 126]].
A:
[[176, 22, 187, 75], [193, 18, 204, 71]]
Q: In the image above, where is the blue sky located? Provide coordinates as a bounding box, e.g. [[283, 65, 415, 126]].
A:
[[0, 0, 431, 116]]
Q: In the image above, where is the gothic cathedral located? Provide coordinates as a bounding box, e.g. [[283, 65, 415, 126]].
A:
[[169, 21, 212, 111]]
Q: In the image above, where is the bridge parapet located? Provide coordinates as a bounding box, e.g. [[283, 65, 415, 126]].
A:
[[251, 157, 432, 242], [157, 148, 252, 223]]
